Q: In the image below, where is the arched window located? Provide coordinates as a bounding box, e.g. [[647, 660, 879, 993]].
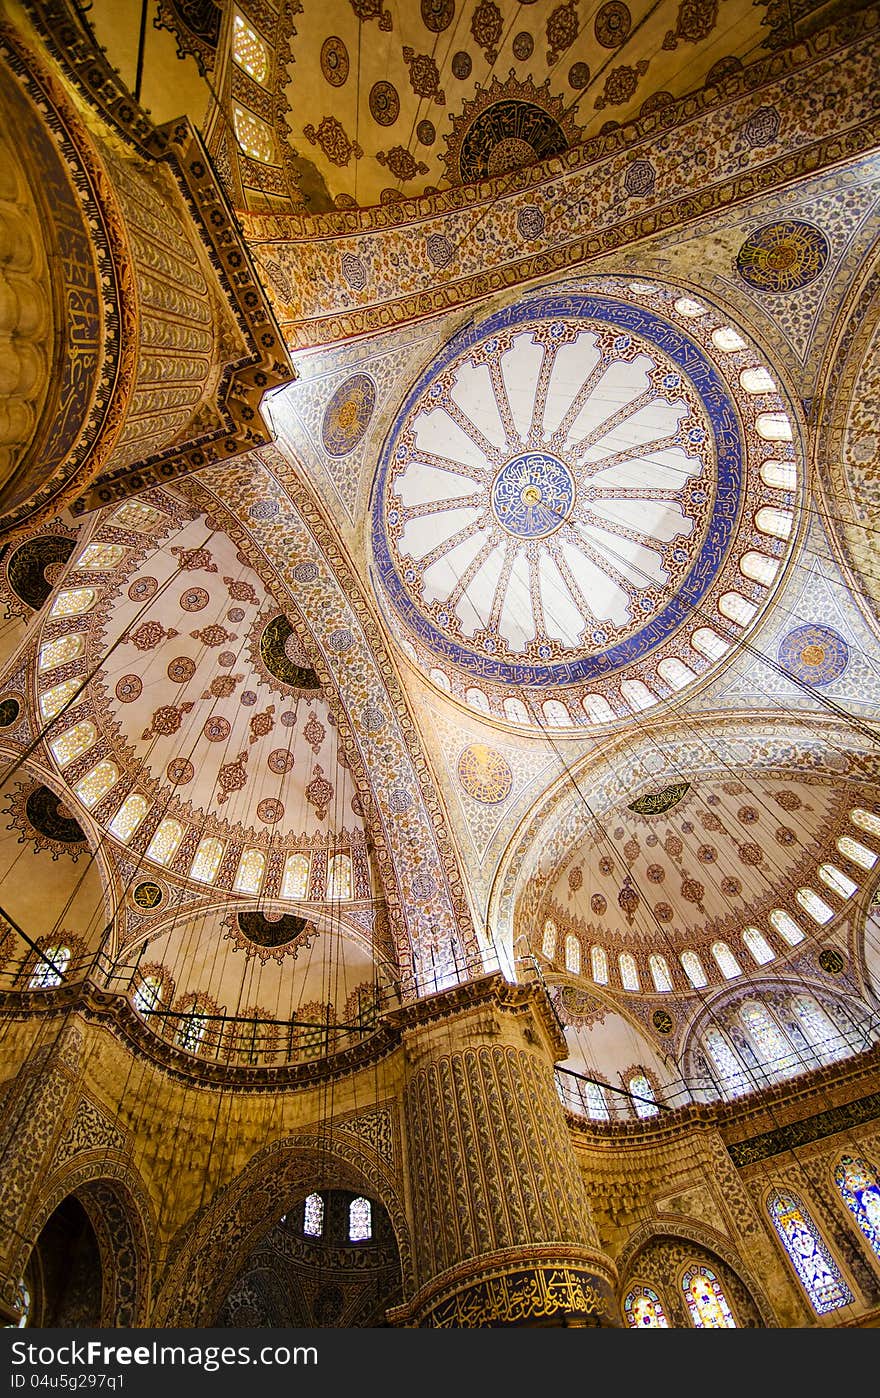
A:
[[282, 852, 310, 899], [718, 591, 757, 626], [834, 1156, 880, 1262], [503, 697, 529, 724], [657, 657, 696, 690], [769, 909, 805, 945], [349, 1196, 372, 1242], [430, 667, 451, 692], [795, 887, 833, 925], [674, 296, 707, 317], [582, 693, 616, 724], [234, 848, 265, 896], [133, 975, 163, 1016], [232, 104, 276, 162], [74, 759, 120, 808], [584, 1080, 610, 1122], [146, 819, 184, 866], [175, 1004, 208, 1054], [232, 12, 271, 84], [766, 1189, 853, 1314], [624, 1284, 669, 1327], [466, 686, 490, 713], [629, 1073, 658, 1119], [77, 542, 126, 571], [49, 720, 98, 767], [836, 835, 877, 871], [50, 587, 95, 618], [542, 699, 570, 726], [619, 952, 639, 991], [591, 945, 608, 985], [108, 793, 148, 842], [327, 853, 352, 900], [649, 953, 672, 992], [703, 1028, 750, 1098], [739, 551, 779, 585], [190, 838, 224, 884], [755, 506, 793, 539], [755, 412, 792, 442], [39, 633, 85, 672], [620, 679, 656, 711], [691, 627, 729, 661], [40, 679, 81, 721], [29, 944, 70, 989], [680, 951, 707, 988], [740, 366, 776, 394], [789, 994, 846, 1064], [303, 1192, 324, 1239], [743, 927, 775, 966], [739, 1001, 799, 1079], [760, 459, 797, 491], [712, 326, 746, 352], [541, 918, 557, 961], [681, 1265, 736, 1328], [850, 808, 880, 840], [711, 941, 742, 979], [564, 934, 581, 975], [817, 864, 858, 900]]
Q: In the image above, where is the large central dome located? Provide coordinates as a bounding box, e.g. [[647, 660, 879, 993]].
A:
[[371, 277, 800, 726]]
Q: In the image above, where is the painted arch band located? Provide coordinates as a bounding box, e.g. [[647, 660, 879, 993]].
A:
[[372, 291, 745, 688]]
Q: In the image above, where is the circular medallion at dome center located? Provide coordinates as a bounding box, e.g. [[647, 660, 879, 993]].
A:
[[491, 452, 575, 538]]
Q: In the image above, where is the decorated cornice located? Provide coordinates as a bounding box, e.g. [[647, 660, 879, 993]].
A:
[[243, 10, 880, 347]]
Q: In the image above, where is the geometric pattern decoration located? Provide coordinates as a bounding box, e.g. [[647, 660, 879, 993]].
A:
[[456, 743, 513, 804], [766, 1189, 854, 1314], [777, 624, 849, 686], [321, 374, 377, 457], [735, 221, 830, 294]]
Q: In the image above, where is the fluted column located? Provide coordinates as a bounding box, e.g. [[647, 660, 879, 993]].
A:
[[392, 977, 619, 1326]]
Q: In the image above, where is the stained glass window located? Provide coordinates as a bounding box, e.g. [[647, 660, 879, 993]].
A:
[[49, 720, 97, 767], [769, 909, 805, 945], [109, 793, 148, 842], [39, 633, 84, 672], [133, 975, 162, 1015], [740, 366, 777, 394], [649, 953, 673, 992], [739, 1001, 799, 1078], [835, 1156, 880, 1262], [680, 951, 707, 988], [564, 934, 580, 975], [190, 838, 224, 884], [282, 852, 310, 899], [836, 835, 877, 871], [624, 1285, 669, 1328], [74, 760, 119, 808], [146, 819, 184, 866], [712, 326, 746, 352], [760, 459, 797, 490], [711, 941, 742, 979], [657, 657, 696, 690], [743, 927, 775, 965], [233, 105, 275, 162], [629, 1073, 658, 1119], [349, 1196, 372, 1242], [49, 588, 95, 618], [691, 627, 729, 661], [789, 994, 846, 1063], [175, 1008, 207, 1054], [767, 1190, 853, 1314], [740, 550, 779, 585], [681, 1265, 736, 1328], [794, 887, 833, 925], [234, 849, 265, 895], [542, 919, 557, 960], [584, 1080, 610, 1122], [704, 1028, 750, 1098], [327, 853, 352, 900], [303, 1192, 324, 1238], [29, 945, 70, 989], [76, 543, 126, 570], [817, 864, 857, 900], [718, 591, 756, 626], [619, 952, 639, 991], [233, 12, 270, 83], [40, 678, 80, 720], [850, 808, 880, 840], [591, 945, 608, 985]]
